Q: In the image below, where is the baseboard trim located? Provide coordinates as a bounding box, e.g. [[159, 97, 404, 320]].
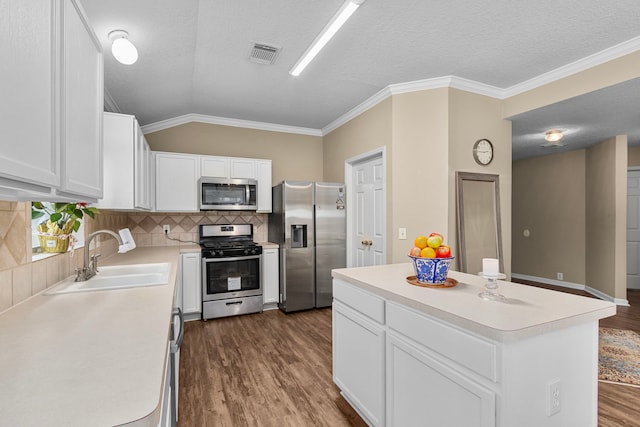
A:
[[511, 273, 629, 306]]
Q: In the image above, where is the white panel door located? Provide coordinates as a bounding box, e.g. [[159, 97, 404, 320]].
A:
[[352, 155, 384, 267], [627, 170, 640, 289], [0, 0, 60, 188]]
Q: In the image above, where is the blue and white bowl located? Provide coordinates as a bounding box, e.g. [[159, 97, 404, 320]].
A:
[[409, 255, 455, 284]]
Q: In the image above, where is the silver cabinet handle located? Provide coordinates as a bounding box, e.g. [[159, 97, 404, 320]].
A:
[[171, 307, 184, 353]]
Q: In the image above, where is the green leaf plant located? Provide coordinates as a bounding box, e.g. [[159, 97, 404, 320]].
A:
[[32, 202, 100, 233]]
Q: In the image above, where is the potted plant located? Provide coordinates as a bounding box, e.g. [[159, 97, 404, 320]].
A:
[[32, 202, 100, 253]]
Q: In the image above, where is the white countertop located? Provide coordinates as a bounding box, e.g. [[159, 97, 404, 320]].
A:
[[0, 246, 187, 427], [332, 263, 617, 341]]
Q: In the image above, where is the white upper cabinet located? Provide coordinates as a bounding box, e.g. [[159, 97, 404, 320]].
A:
[[155, 152, 200, 212], [97, 113, 151, 210], [200, 157, 228, 178], [0, 0, 59, 193], [229, 158, 257, 179], [0, 0, 103, 202], [59, 0, 103, 200], [256, 159, 272, 213]]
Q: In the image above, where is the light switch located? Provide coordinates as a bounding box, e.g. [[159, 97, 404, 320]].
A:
[[398, 228, 407, 240]]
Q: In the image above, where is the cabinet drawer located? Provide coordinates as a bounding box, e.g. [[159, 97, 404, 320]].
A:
[[333, 279, 385, 324], [387, 302, 497, 382]]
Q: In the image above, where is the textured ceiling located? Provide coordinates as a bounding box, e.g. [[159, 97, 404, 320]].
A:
[[81, 0, 640, 159]]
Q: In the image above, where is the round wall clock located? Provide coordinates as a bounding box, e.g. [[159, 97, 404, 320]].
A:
[[472, 138, 494, 165]]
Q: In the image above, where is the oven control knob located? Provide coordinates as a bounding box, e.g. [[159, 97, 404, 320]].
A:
[[244, 249, 250, 255], [217, 250, 224, 257]]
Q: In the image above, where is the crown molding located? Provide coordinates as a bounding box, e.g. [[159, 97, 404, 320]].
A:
[[322, 76, 504, 135], [141, 36, 640, 137], [322, 86, 393, 135], [141, 113, 323, 136], [504, 35, 640, 98]]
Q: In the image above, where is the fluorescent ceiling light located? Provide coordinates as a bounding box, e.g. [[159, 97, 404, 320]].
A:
[[289, 0, 364, 77], [108, 30, 138, 65]]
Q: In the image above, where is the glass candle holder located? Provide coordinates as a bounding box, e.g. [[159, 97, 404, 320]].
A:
[[478, 272, 506, 301]]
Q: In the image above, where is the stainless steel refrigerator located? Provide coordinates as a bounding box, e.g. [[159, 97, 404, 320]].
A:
[[268, 181, 346, 312]]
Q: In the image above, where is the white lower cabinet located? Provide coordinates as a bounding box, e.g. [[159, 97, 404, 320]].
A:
[[332, 300, 385, 426], [333, 279, 495, 427], [262, 247, 279, 308], [181, 252, 201, 318], [386, 332, 495, 427]]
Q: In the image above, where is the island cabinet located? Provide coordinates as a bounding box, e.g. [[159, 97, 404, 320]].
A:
[[332, 264, 617, 427]]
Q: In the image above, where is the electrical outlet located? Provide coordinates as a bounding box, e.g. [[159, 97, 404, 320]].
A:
[[398, 228, 407, 240], [557, 272, 563, 281], [547, 378, 561, 416], [163, 225, 170, 234]]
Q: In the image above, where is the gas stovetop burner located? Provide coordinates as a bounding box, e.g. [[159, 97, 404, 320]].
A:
[[199, 223, 261, 258], [200, 240, 257, 249]]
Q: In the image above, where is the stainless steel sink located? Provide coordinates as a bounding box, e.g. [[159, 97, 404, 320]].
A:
[[45, 263, 171, 295]]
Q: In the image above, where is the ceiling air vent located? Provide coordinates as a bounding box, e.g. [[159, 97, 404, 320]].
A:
[[249, 42, 280, 65]]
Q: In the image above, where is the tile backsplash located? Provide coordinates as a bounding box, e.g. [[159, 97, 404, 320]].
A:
[[127, 211, 268, 247], [0, 202, 128, 312], [0, 204, 268, 312]]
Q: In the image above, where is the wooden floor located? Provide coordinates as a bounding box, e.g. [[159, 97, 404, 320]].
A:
[[513, 279, 640, 427], [178, 308, 367, 427], [178, 285, 640, 427]]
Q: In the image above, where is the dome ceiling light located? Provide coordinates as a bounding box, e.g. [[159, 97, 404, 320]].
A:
[[108, 30, 138, 65], [544, 129, 564, 143]]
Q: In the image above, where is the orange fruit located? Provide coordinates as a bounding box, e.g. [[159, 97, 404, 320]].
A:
[[420, 247, 436, 258], [414, 235, 428, 249]]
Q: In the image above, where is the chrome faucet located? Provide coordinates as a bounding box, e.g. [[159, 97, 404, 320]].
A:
[[75, 230, 124, 282]]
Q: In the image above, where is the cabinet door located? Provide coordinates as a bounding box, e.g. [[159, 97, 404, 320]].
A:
[[333, 301, 385, 426], [201, 156, 228, 178], [386, 332, 496, 427], [256, 160, 272, 213], [230, 159, 257, 179], [60, 0, 103, 199], [181, 253, 202, 315], [97, 113, 134, 209], [262, 248, 279, 305], [155, 153, 200, 212], [0, 0, 60, 189], [134, 122, 152, 210]]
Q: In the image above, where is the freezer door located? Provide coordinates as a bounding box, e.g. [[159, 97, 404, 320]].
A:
[[281, 181, 315, 312], [314, 182, 346, 307]]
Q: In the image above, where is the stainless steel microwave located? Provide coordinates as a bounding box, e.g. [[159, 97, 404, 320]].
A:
[[198, 177, 257, 211]]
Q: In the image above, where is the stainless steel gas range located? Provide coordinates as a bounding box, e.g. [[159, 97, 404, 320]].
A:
[[199, 224, 263, 320]]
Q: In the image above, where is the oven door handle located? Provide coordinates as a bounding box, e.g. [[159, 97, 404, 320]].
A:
[[202, 254, 262, 263]]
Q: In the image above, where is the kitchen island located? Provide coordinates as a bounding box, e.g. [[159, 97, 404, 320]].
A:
[[331, 263, 616, 427], [0, 245, 199, 427]]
